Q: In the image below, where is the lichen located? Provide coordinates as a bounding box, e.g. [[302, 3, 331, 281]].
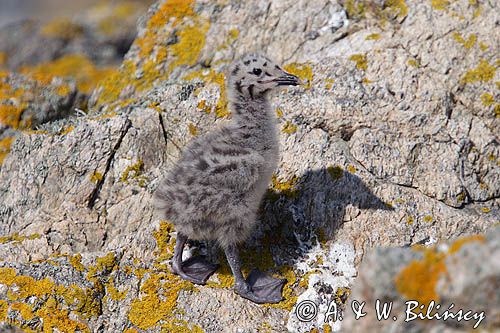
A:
[[347, 165, 357, 173], [275, 107, 284, 118], [430, 0, 449, 10], [121, 159, 147, 186], [481, 207, 491, 213], [327, 165, 344, 180], [184, 69, 229, 118], [152, 221, 176, 265], [40, 18, 84, 40], [0, 232, 41, 244], [406, 216, 414, 225], [269, 174, 300, 199], [452, 32, 477, 49], [324, 78, 335, 90], [461, 59, 497, 84], [348, 54, 368, 71], [282, 121, 297, 134], [20, 54, 117, 95], [480, 93, 494, 106], [283, 63, 313, 89], [90, 171, 103, 184], [0, 136, 13, 165], [423, 215, 433, 223], [188, 123, 199, 136], [365, 33, 381, 40]]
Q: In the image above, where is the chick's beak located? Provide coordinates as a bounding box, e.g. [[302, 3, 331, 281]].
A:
[[274, 71, 302, 86]]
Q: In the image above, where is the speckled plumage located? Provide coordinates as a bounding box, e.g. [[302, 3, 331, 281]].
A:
[[153, 53, 299, 303], [154, 54, 291, 248]]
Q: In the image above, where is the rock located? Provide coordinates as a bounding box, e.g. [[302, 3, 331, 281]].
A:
[[0, 0, 499, 332], [342, 229, 500, 332]]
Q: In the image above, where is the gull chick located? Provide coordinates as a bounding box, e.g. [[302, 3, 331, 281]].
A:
[[154, 53, 300, 303]]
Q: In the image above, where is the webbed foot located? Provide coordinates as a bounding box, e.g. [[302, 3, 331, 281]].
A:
[[172, 255, 219, 285], [235, 269, 287, 304]]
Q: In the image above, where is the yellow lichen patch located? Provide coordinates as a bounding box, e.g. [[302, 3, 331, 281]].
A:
[[348, 54, 368, 71], [334, 287, 351, 305], [96, 2, 141, 36], [121, 159, 147, 186], [430, 0, 449, 10], [188, 123, 198, 136], [385, 0, 408, 18], [270, 174, 300, 199], [0, 136, 14, 165], [283, 63, 313, 89], [152, 221, 176, 264], [480, 93, 494, 106], [395, 248, 446, 305], [406, 216, 414, 225], [282, 120, 297, 134], [344, 0, 365, 19], [347, 165, 356, 173], [90, 171, 103, 184], [324, 78, 335, 90], [481, 207, 491, 213], [479, 41, 489, 51], [184, 69, 229, 118], [495, 104, 500, 117], [0, 52, 7, 67], [0, 104, 25, 129], [423, 215, 433, 223], [275, 107, 284, 118], [448, 234, 485, 254], [0, 299, 7, 321], [452, 32, 477, 49], [128, 272, 193, 330], [362, 77, 373, 84], [70, 254, 86, 272], [267, 265, 298, 311], [365, 33, 381, 40], [324, 324, 333, 333], [0, 232, 41, 244], [168, 20, 210, 73], [36, 297, 89, 333], [298, 270, 320, 288], [327, 165, 343, 180], [461, 59, 497, 84], [20, 54, 117, 95], [41, 18, 84, 40], [59, 125, 74, 135], [106, 277, 128, 301], [407, 59, 420, 67]]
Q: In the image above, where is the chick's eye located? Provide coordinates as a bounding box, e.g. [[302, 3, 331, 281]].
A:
[[252, 68, 262, 76]]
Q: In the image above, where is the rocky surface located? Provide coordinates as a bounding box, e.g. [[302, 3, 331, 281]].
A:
[[0, 0, 498, 332]]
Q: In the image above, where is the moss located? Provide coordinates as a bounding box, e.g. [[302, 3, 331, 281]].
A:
[[283, 63, 313, 89], [365, 33, 381, 40], [348, 54, 368, 71], [461, 59, 497, 84], [327, 165, 344, 180], [282, 120, 297, 134], [452, 32, 477, 49], [430, 0, 449, 10], [40, 18, 84, 40], [188, 123, 198, 136], [0, 136, 13, 165], [480, 93, 494, 106], [90, 171, 103, 184], [20, 54, 117, 95]]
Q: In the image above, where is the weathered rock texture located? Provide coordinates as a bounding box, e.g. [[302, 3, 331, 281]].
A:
[[0, 0, 498, 332]]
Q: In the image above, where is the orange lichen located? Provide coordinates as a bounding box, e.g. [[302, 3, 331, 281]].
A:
[[0, 136, 14, 165], [20, 54, 117, 94], [41, 18, 84, 40], [347, 165, 357, 173], [184, 69, 229, 118], [90, 171, 103, 184], [0, 52, 6, 67], [448, 234, 485, 253], [395, 248, 446, 305]]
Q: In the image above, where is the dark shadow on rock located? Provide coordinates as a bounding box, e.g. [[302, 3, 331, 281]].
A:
[[253, 167, 394, 266]]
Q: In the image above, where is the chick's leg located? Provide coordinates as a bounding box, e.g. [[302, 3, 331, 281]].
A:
[[172, 232, 218, 285], [224, 244, 286, 304]]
